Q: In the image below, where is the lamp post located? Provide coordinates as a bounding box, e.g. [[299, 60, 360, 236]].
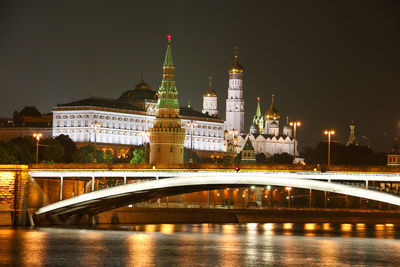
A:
[[33, 133, 42, 164], [91, 122, 101, 163], [285, 187, 292, 208], [187, 121, 197, 163], [324, 129, 335, 167], [227, 129, 238, 165], [141, 130, 150, 163], [289, 121, 301, 164]]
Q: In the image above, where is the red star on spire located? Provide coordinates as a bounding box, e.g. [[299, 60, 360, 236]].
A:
[[167, 34, 172, 42], [257, 97, 260, 101]]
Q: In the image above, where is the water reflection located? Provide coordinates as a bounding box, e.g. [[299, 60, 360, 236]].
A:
[[2, 223, 400, 266], [127, 233, 154, 266], [79, 231, 104, 266], [0, 229, 15, 265], [218, 225, 240, 266], [22, 230, 47, 266]]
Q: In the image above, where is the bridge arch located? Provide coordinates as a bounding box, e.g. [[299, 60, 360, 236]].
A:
[[36, 173, 400, 216]]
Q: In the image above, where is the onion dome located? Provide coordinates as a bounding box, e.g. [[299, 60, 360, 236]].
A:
[[250, 123, 259, 135], [135, 74, 152, 91], [203, 75, 217, 97], [264, 93, 280, 121], [119, 73, 157, 103], [229, 46, 244, 74]]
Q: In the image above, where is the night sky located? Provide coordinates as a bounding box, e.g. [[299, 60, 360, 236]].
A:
[[1, 0, 399, 151]]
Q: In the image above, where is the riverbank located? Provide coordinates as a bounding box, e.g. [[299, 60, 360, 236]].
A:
[[33, 207, 400, 226]]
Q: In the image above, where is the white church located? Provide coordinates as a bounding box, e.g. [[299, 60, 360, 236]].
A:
[[52, 43, 298, 159]]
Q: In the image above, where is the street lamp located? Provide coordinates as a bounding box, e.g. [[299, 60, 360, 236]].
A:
[[324, 129, 335, 167], [33, 133, 42, 164], [187, 121, 197, 163], [289, 121, 301, 164], [91, 122, 101, 163], [226, 129, 238, 165], [285, 187, 292, 208], [141, 130, 150, 163]]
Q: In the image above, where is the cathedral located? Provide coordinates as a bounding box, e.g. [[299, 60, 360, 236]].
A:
[[51, 36, 299, 161]]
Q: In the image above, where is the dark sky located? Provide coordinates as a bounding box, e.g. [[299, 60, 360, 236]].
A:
[[1, 0, 399, 151]]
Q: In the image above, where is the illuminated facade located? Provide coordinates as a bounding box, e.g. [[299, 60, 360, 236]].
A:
[[52, 42, 225, 153], [237, 95, 298, 158]]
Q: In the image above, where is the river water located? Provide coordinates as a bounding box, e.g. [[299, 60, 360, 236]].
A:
[[1, 223, 400, 266]]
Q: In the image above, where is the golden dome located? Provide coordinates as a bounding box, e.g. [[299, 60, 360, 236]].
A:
[[134, 74, 152, 91], [229, 46, 244, 74], [264, 94, 280, 121], [203, 75, 217, 97]]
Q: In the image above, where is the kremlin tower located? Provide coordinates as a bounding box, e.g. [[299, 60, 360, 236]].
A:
[[202, 76, 218, 117], [225, 46, 245, 134], [149, 35, 186, 164], [252, 97, 264, 134]]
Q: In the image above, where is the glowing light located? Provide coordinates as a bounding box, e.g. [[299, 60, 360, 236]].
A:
[[304, 223, 317, 231], [341, 224, 353, 232], [375, 224, 385, 231], [283, 223, 293, 230], [160, 224, 175, 234], [322, 223, 331, 231], [257, 96, 260, 101], [263, 223, 274, 230], [356, 223, 366, 230], [167, 34, 172, 41], [222, 224, 236, 234], [33, 132, 42, 140]]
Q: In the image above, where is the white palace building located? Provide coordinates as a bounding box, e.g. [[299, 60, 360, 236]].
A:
[[52, 42, 298, 159]]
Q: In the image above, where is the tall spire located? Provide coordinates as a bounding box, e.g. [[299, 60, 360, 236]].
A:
[[253, 97, 264, 133], [346, 119, 358, 146], [157, 34, 179, 109], [163, 34, 174, 66], [256, 97, 261, 117], [149, 34, 186, 165], [203, 75, 217, 97], [229, 46, 244, 74]]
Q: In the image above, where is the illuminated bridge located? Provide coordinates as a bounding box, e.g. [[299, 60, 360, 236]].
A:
[[33, 169, 400, 217]]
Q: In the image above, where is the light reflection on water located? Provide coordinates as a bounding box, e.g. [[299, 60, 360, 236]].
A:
[[1, 223, 400, 266]]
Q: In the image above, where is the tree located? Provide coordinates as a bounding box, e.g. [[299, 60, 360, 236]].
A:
[[183, 147, 200, 163], [72, 149, 93, 163], [0, 144, 17, 163], [42, 141, 64, 163], [265, 153, 294, 164], [256, 153, 267, 164], [6, 137, 35, 164], [130, 148, 145, 163], [55, 134, 77, 163], [104, 150, 113, 163]]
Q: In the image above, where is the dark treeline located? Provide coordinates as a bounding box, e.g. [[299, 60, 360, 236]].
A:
[[0, 135, 116, 164], [301, 142, 386, 166], [0, 136, 387, 166]]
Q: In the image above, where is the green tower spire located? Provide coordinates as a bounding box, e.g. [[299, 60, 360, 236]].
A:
[[256, 97, 261, 117], [253, 97, 264, 133], [157, 34, 179, 109]]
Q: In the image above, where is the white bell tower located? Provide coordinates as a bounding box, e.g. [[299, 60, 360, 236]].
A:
[[225, 46, 244, 134]]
